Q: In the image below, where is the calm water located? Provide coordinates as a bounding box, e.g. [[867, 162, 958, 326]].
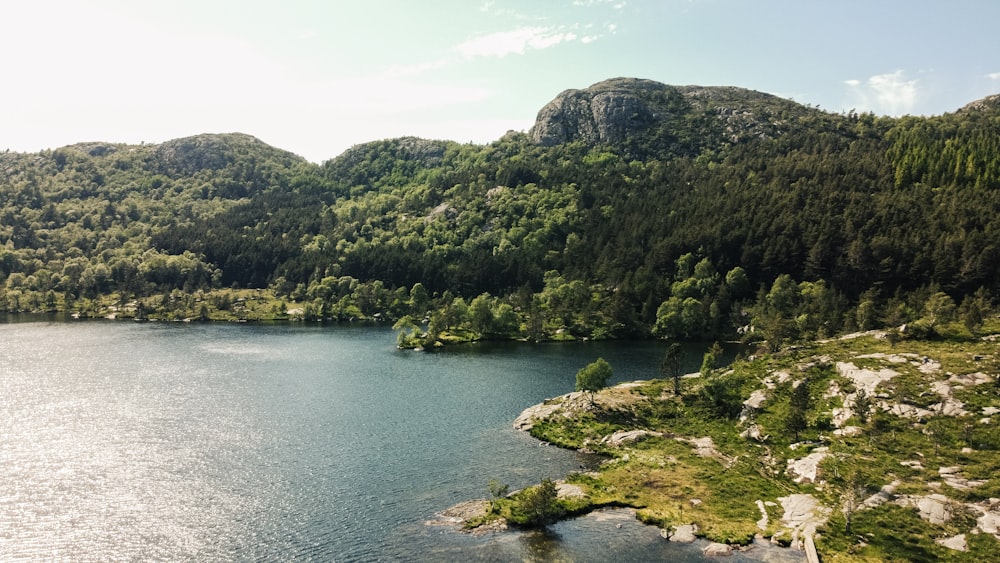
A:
[[0, 319, 798, 561]]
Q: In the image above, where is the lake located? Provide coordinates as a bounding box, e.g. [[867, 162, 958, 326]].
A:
[[0, 319, 799, 561]]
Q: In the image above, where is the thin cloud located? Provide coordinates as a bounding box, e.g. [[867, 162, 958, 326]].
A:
[[988, 72, 1000, 80], [397, 22, 607, 77], [572, 0, 627, 7], [455, 27, 578, 59]]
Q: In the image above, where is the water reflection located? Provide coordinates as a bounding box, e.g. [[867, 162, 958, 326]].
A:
[[520, 528, 565, 562]]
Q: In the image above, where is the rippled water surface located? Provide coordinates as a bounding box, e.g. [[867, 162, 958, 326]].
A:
[[0, 320, 799, 561]]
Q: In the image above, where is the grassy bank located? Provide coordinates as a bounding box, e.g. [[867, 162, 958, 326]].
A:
[[488, 321, 1000, 561]]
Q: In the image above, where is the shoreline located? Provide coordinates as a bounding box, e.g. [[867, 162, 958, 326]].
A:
[[483, 332, 1000, 561], [430, 503, 807, 561], [436, 381, 815, 561]]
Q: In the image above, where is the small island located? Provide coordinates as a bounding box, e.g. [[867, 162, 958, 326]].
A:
[[450, 328, 1000, 561]]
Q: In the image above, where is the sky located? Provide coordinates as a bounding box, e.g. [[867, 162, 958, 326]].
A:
[[4, 0, 1000, 163]]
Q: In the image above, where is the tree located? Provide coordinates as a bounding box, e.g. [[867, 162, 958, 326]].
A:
[[700, 341, 723, 377], [469, 293, 495, 336], [787, 379, 811, 441], [576, 358, 612, 405], [392, 315, 421, 348], [408, 282, 430, 314], [853, 388, 872, 424], [825, 461, 870, 535], [508, 478, 564, 528], [698, 375, 746, 419], [922, 291, 956, 329], [660, 342, 683, 395], [487, 479, 510, 514], [959, 288, 991, 334]]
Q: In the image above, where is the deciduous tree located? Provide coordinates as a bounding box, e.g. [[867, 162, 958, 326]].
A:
[[576, 358, 612, 405]]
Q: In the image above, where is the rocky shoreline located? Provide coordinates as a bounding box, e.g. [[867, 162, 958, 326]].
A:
[[508, 384, 821, 560], [433, 334, 1000, 560], [433, 381, 817, 560]]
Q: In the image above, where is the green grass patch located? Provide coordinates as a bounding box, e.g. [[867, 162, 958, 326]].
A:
[[817, 503, 993, 563], [512, 331, 1000, 557]]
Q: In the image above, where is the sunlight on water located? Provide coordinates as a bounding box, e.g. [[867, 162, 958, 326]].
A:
[[0, 320, 799, 561]]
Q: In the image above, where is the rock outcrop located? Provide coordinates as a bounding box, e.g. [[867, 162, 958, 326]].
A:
[[528, 77, 810, 157], [669, 523, 698, 543], [153, 133, 304, 175]]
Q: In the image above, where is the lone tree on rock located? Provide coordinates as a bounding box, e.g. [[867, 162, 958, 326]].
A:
[[576, 358, 612, 405], [508, 478, 565, 528]]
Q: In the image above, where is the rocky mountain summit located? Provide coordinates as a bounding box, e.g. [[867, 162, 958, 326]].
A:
[[153, 133, 304, 176], [528, 77, 814, 156]]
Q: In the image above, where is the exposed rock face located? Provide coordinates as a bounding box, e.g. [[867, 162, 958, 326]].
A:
[[602, 429, 663, 447], [153, 133, 303, 175], [862, 481, 899, 509], [64, 142, 119, 157], [777, 493, 828, 558], [896, 494, 954, 525], [669, 523, 698, 543], [786, 449, 829, 484], [702, 542, 732, 556], [937, 533, 968, 552], [512, 397, 570, 431], [555, 482, 586, 499], [530, 78, 663, 147], [528, 77, 807, 155], [835, 361, 898, 396], [331, 136, 448, 172], [959, 93, 1000, 113]]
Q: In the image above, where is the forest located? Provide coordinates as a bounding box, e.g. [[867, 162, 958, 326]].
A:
[[1, 80, 999, 350]]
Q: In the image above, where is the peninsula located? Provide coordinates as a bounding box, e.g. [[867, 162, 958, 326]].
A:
[[455, 326, 1000, 561]]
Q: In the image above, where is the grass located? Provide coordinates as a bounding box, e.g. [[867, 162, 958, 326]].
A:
[[503, 328, 1000, 559]]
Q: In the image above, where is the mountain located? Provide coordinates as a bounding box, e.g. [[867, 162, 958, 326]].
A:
[[1, 79, 999, 344]]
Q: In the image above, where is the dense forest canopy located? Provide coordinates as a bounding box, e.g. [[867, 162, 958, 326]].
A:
[[2, 79, 999, 346]]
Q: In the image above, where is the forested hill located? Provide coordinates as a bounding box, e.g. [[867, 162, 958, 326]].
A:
[[2, 78, 999, 346]]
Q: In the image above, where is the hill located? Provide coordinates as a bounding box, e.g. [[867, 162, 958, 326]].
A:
[[0, 79, 998, 347]]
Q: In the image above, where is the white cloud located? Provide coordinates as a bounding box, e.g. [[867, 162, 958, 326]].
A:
[[988, 72, 1000, 80], [572, 0, 626, 7], [868, 71, 918, 114], [844, 70, 919, 116], [455, 27, 577, 59]]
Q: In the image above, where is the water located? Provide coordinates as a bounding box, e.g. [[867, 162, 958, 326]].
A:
[[0, 319, 798, 561]]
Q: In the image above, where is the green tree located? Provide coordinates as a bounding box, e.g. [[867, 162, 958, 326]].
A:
[[576, 358, 612, 405], [787, 379, 811, 441], [660, 342, 683, 395], [959, 288, 990, 334], [855, 287, 881, 331], [698, 374, 746, 419], [408, 282, 430, 314], [508, 478, 564, 528], [469, 293, 495, 336], [700, 341, 723, 376], [393, 315, 422, 348], [853, 388, 872, 424], [922, 291, 956, 329], [487, 479, 510, 514]]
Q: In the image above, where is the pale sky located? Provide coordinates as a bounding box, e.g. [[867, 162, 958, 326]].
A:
[[3, 0, 999, 163]]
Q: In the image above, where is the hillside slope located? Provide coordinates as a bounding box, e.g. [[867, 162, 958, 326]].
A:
[[1, 79, 999, 346]]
